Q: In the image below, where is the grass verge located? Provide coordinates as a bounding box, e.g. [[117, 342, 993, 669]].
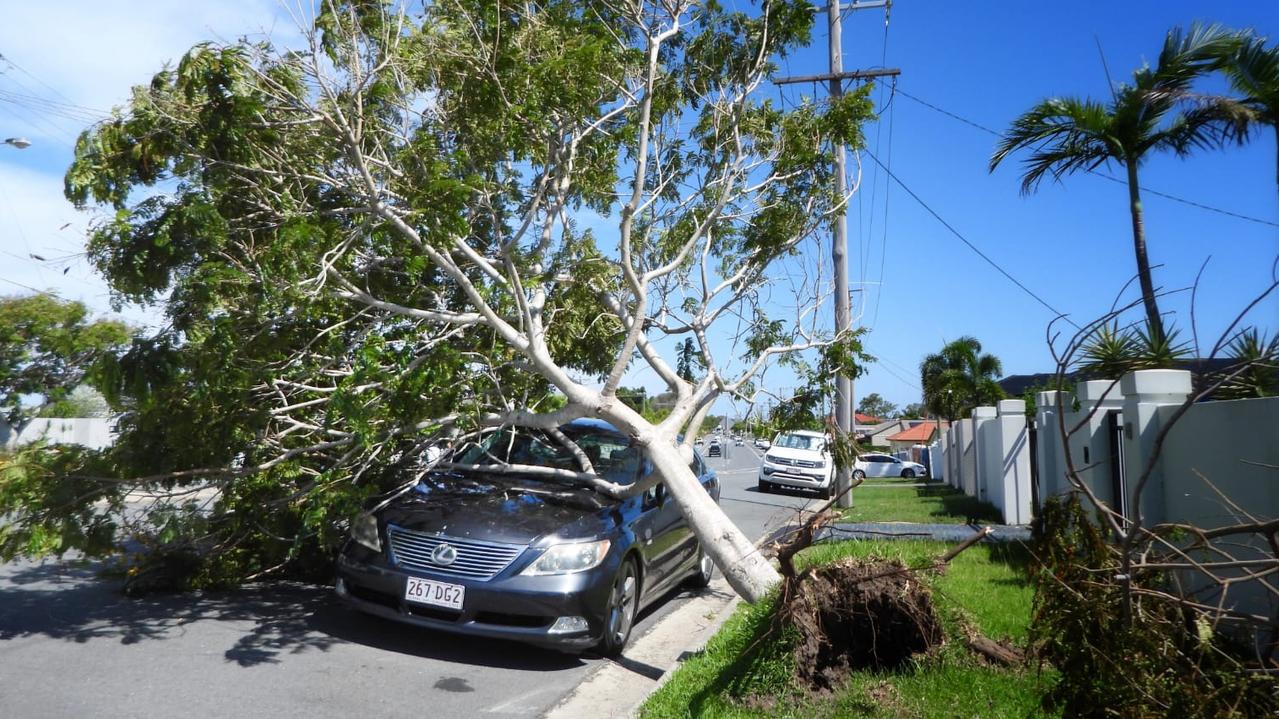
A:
[[840, 482, 1003, 525], [639, 539, 1054, 719]]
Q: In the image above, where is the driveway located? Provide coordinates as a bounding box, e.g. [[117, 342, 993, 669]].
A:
[[0, 442, 819, 718]]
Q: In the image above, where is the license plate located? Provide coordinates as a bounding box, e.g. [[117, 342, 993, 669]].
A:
[[404, 576, 465, 610]]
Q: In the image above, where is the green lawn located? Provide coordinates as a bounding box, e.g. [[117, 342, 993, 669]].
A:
[[840, 481, 1004, 525], [639, 540, 1052, 719]]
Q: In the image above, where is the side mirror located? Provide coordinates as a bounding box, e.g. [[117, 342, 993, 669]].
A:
[[641, 458, 655, 476]]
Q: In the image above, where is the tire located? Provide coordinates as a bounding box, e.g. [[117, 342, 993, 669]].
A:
[[852, 469, 866, 481], [686, 545, 715, 589], [757, 478, 772, 494], [901, 469, 916, 479], [595, 558, 639, 657], [818, 484, 832, 500]]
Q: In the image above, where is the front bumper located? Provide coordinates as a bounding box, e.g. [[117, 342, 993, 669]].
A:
[[335, 544, 617, 650], [758, 464, 831, 490]]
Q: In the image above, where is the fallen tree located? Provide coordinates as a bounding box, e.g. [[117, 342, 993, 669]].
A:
[[10, 0, 878, 601]]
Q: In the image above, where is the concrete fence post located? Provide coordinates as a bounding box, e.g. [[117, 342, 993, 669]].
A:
[[995, 399, 1032, 524], [972, 406, 999, 505], [1120, 369, 1193, 528], [1034, 390, 1070, 500], [1066, 380, 1125, 507]]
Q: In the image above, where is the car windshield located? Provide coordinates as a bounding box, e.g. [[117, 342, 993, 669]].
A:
[[774, 433, 824, 452], [452, 427, 642, 487]]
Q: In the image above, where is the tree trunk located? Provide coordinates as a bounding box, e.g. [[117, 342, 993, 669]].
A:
[[642, 437, 781, 603], [1125, 161, 1163, 335]]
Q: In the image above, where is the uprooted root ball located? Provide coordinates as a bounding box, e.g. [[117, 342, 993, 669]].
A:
[[785, 557, 944, 690]]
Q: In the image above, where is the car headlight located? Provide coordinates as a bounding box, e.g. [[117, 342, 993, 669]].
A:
[[763, 453, 775, 463], [521, 539, 611, 576], [351, 513, 381, 552], [810, 460, 826, 468]]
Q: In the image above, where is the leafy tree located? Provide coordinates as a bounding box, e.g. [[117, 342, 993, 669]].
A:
[[991, 24, 1245, 335], [47, 0, 877, 602], [920, 336, 1004, 421], [676, 338, 703, 383], [855, 392, 896, 420], [0, 294, 130, 427], [900, 402, 926, 420]]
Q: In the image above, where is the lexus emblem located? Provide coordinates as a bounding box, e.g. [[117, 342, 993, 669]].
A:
[[431, 543, 458, 566]]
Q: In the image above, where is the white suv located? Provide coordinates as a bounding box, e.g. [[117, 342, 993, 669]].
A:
[[757, 430, 834, 498]]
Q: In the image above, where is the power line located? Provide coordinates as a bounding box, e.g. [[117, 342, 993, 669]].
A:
[[862, 148, 1082, 329], [896, 87, 1279, 229]]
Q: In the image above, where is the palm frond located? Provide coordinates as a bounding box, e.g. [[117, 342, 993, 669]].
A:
[[1225, 35, 1279, 125], [991, 97, 1116, 193]]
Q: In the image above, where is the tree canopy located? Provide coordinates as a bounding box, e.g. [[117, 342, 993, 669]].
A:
[[920, 336, 1004, 421], [28, 0, 877, 601], [0, 294, 130, 427]]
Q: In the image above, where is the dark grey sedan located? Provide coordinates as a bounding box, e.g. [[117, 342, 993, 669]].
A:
[[335, 419, 719, 655]]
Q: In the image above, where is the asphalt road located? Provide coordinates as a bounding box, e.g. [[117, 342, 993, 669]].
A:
[[0, 443, 817, 719]]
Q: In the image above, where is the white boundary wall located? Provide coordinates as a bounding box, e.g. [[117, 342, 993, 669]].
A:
[[1, 417, 118, 451]]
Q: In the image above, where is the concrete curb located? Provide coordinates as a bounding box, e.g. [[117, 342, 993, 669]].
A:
[[542, 578, 740, 719]]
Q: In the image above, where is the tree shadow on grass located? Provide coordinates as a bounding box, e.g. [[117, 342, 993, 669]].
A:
[[914, 484, 1004, 524], [0, 558, 581, 672]]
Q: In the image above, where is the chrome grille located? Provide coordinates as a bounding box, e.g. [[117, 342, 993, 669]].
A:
[[772, 456, 820, 468], [387, 526, 526, 581]]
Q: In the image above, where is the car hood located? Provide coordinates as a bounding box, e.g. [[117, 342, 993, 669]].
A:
[[377, 472, 620, 546], [764, 446, 826, 462]]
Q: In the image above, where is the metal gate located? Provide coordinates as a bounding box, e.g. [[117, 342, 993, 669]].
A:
[[1105, 410, 1128, 519]]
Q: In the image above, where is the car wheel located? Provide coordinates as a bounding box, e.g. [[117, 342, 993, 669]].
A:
[[902, 469, 916, 479], [818, 484, 832, 500], [686, 545, 715, 589], [596, 558, 639, 657], [757, 478, 771, 493], [852, 469, 866, 481]]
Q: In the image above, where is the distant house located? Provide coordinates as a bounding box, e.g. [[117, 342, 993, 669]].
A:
[[884, 421, 948, 453]]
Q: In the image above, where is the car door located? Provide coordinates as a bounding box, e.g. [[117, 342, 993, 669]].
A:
[[632, 481, 685, 597], [866, 454, 892, 477]]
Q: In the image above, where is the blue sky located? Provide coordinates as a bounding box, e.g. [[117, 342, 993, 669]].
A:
[[1, 1, 1276, 413]]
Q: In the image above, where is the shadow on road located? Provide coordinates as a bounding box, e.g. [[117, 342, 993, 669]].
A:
[[0, 558, 584, 672]]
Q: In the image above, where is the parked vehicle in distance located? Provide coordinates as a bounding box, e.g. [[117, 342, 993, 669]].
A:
[[853, 453, 927, 479], [753, 438, 770, 449], [336, 419, 719, 656], [757, 430, 833, 498]]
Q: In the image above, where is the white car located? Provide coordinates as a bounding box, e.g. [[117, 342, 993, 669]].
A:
[[753, 438, 770, 450], [757, 430, 833, 498], [853, 453, 927, 479]]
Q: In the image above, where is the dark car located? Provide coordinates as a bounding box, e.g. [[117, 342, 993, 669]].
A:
[[707, 441, 722, 457], [335, 419, 719, 655]]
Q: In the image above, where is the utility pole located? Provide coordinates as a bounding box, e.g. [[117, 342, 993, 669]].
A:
[[776, 1, 899, 508]]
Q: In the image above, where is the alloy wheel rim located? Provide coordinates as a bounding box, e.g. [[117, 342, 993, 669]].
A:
[[609, 570, 636, 643]]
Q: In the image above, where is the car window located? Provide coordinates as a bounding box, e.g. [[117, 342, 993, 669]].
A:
[[453, 428, 640, 485], [773, 433, 825, 452], [690, 453, 706, 477]]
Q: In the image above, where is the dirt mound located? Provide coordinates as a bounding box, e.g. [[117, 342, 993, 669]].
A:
[[785, 557, 944, 690]]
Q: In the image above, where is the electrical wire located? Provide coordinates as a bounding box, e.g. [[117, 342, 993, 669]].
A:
[[862, 147, 1082, 329], [895, 87, 1279, 230]]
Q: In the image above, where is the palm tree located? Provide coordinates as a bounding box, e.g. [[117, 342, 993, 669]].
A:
[[1220, 34, 1279, 202], [920, 336, 1005, 421], [990, 24, 1244, 336]]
